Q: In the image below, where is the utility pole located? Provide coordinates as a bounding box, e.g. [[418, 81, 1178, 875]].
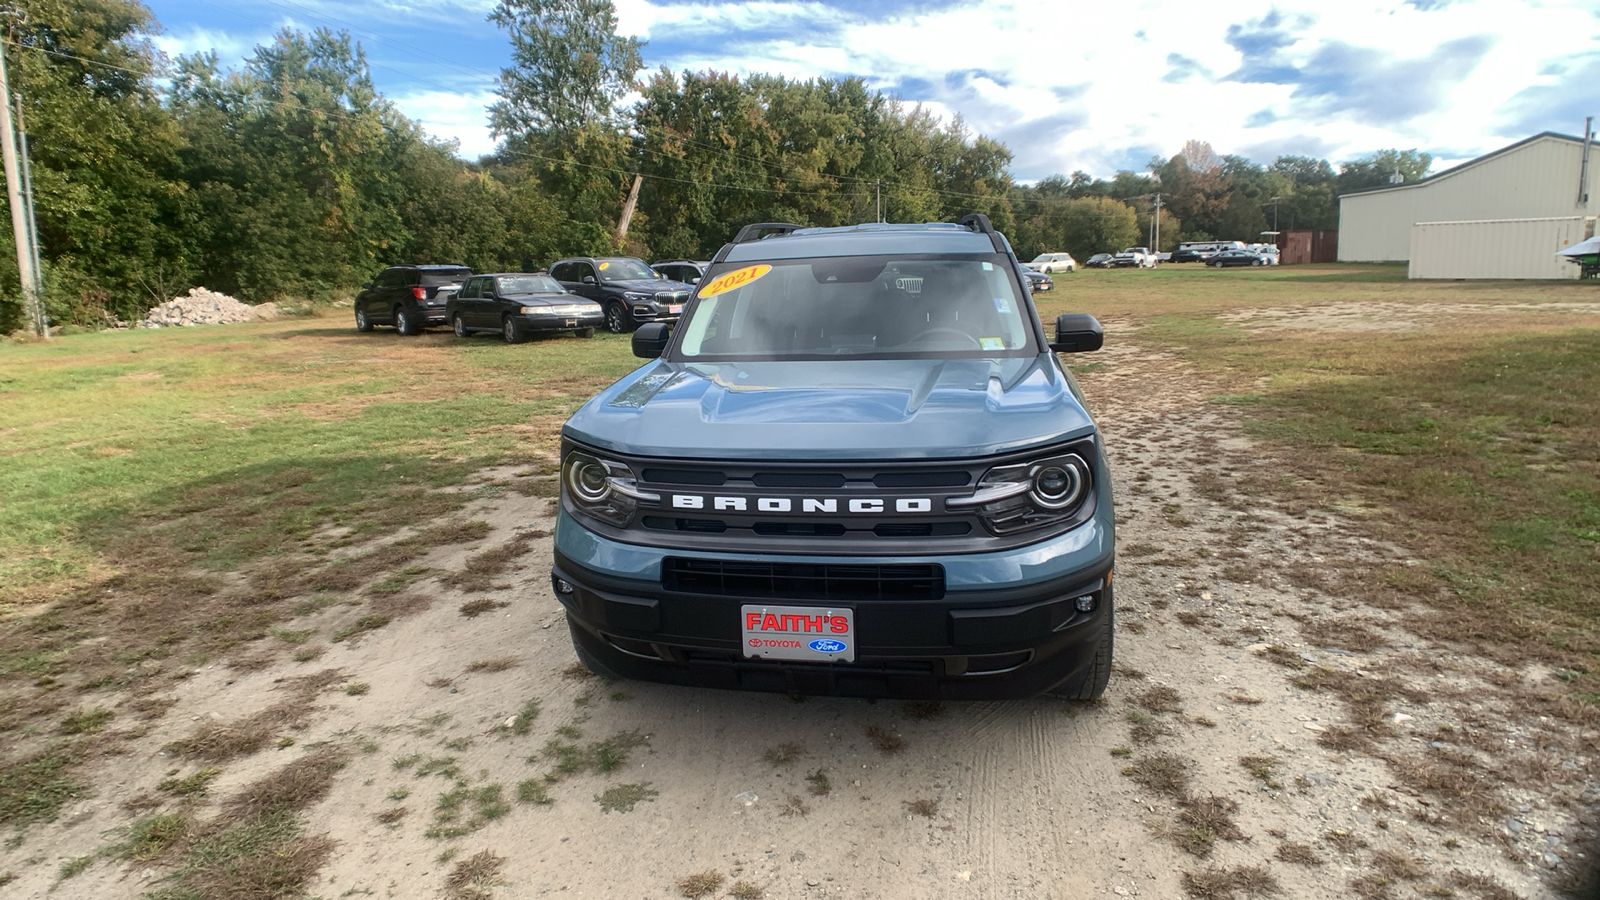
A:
[[615, 173, 642, 243], [0, 36, 43, 337], [1268, 195, 1281, 233], [875, 181, 882, 223], [1151, 193, 1163, 253], [16, 94, 42, 333]]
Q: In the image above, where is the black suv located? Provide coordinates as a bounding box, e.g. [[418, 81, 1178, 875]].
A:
[[548, 257, 692, 334], [355, 265, 473, 335]]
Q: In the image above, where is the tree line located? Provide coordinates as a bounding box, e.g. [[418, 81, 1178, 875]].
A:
[[1, 0, 1431, 331]]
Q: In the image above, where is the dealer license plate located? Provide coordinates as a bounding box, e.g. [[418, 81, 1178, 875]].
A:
[[668, 304, 683, 314], [741, 604, 855, 663]]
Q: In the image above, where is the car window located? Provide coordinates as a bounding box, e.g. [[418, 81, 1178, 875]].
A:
[[377, 269, 404, 288], [420, 269, 470, 286], [674, 255, 1036, 362], [496, 275, 564, 294], [459, 278, 480, 300], [596, 258, 656, 282]]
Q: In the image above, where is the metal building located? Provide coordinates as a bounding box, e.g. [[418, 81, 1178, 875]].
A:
[[1338, 131, 1598, 273], [1409, 217, 1596, 280]]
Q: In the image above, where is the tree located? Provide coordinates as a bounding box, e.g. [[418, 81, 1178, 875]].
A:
[[488, 0, 643, 137], [5, 0, 194, 325], [1336, 149, 1432, 195]]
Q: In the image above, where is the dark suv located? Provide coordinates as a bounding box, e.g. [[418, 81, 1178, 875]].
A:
[[551, 217, 1115, 701], [355, 265, 473, 335], [650, 260, 711, 286], [548, 257, 693, 334]]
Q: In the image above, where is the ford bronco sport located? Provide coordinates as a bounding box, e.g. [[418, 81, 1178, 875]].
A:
[[551, 215, 1115, 700]]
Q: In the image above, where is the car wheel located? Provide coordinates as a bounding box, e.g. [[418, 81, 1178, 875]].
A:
[[1049, 583, 1114, 701], [1252, 259, 1263, 267], [574, 327, 595, 339], [394, 306, 418, 336], [452, 313, 469, 338], [604, 301, 630, 334], [355, 306, 372, 332], [502, 315, 526, 344]]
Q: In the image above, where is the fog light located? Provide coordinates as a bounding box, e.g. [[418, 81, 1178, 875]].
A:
[[556, 579, 574, 594], [1074, 594, 1095, 613]]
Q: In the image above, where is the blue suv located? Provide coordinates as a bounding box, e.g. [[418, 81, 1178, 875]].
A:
[[551, 215, 1115, 700]]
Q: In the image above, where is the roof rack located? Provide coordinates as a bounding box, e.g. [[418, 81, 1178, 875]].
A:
[[731, 222, 806, 244]]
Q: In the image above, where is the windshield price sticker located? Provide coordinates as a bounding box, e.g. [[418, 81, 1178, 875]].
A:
[[697, 264, 772, 298], [741, 604, 855, 662]]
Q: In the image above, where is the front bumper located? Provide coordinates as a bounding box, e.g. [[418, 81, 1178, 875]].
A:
[[551, 514, 1114, 700], [518, 310, 605, 332]]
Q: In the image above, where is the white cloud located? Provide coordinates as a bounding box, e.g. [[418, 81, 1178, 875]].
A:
[[154, 25, 275, 65], [390, 89, 501, 159]]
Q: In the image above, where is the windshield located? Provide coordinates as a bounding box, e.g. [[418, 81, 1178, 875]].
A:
[[597, 259, 658, 282], [420, 270, 470, 285], [673, 255, 1037, 361], [497, 274, 563, 294]]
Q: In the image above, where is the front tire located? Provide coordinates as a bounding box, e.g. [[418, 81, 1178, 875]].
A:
[[1252, 258, 1263, 267], [604, 301, 630, 334], [394, 306, 418, 336], [502, 316, 526, 344], [355, 307, 372, 332], [1050, 584, 1114, 701]]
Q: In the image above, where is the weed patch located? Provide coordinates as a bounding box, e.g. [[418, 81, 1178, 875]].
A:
[[865, 725, 905, 755], [427, 782, 509, 838], [1122, 752, 1192, 799], [445, 849, 505, 900], [596, 782, 657, 814], [762, 742, 805, 767], [676, 869, 725, 898], [0, 745, 87, 827]]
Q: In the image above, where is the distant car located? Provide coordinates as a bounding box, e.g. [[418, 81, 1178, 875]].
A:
[[1111, 248, 1156, 269], [1084, 253, 1115, 268], [1023, 270, 1054, 292], [651, 260, 711, 285], [1245, 244, 1281, 265], [446, 273, 604, 343], [354, 264, 473, 335], [1169, 247, 1207, 263], [1207, 249, 1270, 268], [548, 257, 694, 333], [1025, 252, 1076, 274]]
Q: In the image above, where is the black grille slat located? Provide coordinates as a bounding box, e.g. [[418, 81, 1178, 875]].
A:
[[751, 472, 847, 488], [872, 471, 971, 488], [663, 558, 944, 601]]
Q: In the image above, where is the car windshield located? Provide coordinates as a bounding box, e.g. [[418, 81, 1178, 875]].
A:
[[497, 274, 563, 294], [597, 259, 658, 282], [673, 255, 1036, 362]]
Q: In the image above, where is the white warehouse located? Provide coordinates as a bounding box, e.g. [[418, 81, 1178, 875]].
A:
[[1338, 131, 1598, 279]]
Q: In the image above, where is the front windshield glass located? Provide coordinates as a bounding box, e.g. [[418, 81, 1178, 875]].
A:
[[673, 255, 1036, 361], [497, 274, 564, 294], [596, 259, 658, 282]]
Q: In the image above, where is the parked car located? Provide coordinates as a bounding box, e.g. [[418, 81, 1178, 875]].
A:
[[446, 273, 604, 343], [651, 260, 711, 285], [1111, 248, 1155, 269], [549, 257, 694, 333], [1245, 244, 1281, 265], [1173, 240, 1245, 263], [553, 214, 1115, 700], [1169, 246, 1207, 263], [354, 264, 473, 335], [1084, 253, 1116, 268], [1025, 252, 1076, 274], [1207, 249, 1270, 268], [1023, 270, 1054, 292]]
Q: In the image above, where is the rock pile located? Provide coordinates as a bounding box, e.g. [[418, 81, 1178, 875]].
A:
[[140, 288, 274, 328]]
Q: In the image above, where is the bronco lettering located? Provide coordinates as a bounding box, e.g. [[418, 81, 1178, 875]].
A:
[[668, 493, 932, 513]]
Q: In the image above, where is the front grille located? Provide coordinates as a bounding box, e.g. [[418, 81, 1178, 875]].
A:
[[654, 290, 690, 304], [663, 558, 944, 602]]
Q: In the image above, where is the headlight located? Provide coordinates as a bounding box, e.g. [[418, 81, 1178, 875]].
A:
[[522, 304, 595, 316], [621, 291, 652, 302], [946, 451, 1094, 535], [561, 450, 658, 527]]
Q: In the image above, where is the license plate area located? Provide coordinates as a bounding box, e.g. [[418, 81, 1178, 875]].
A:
[[741, 604, 854, 663]]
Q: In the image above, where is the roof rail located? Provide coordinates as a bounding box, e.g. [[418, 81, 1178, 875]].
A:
[[956, 214, 994, 235], [732, 222, 805, 244]]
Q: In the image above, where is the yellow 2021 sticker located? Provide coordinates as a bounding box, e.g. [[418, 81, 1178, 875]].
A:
[[697, 264, 772, 298], [598, 261, 610, 270]]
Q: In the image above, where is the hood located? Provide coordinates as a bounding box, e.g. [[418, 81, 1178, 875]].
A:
[[606, 279, 692, 293], [563, 356, 1095, 461]]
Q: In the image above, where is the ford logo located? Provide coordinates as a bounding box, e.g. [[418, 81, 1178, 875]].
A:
[[809, 639, 847, 653]]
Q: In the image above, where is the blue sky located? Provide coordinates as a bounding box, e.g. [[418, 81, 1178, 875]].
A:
[[145, 0, 1600, 180]]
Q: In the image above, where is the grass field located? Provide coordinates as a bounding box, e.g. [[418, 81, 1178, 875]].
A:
[[0, 264, 1597, 858]]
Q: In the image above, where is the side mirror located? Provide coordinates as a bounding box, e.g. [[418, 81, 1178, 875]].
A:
[[361, 282, 373, 289], [687, 276, 700, 285], [1050, 313, 1103, 353], [632, 322, 671, 359], [582, 275, 597, 284]]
